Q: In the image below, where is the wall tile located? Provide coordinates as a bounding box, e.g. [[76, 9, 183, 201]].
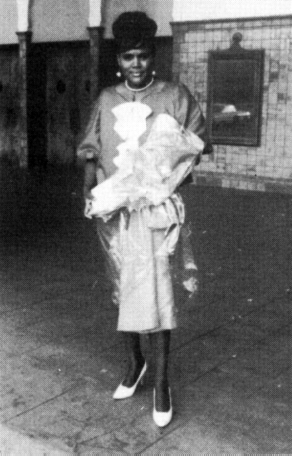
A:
[[172, 18, 292, 190]]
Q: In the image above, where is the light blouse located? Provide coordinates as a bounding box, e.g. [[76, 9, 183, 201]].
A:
[[77, 80, 205, 178]]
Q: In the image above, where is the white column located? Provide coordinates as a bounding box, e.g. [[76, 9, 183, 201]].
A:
[[16, 0, 30, 32], [89, 0, 102, 27]]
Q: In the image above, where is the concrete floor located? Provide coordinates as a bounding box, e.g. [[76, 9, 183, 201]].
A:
[[0, 162, 291, 454]]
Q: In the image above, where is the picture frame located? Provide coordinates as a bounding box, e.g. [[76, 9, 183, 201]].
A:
[[206, 33, 265, 147]]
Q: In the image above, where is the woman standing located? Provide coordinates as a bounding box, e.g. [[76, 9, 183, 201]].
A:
[[78, 11, 205, 427]]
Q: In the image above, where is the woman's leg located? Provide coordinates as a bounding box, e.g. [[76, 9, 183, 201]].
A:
[[150, 330, 171, 411], [121, 332, 145, 387]]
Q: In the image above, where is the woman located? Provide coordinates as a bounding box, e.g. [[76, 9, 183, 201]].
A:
[[78, 11, 205, 427]]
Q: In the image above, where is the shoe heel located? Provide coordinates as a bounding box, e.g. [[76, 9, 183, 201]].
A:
[[113, 362, 147, 400]]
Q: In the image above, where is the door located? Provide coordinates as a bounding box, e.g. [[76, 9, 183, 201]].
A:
[[0, 47, 19, 160], [27, 43, 48, 168], [46, 43, 90, 164]]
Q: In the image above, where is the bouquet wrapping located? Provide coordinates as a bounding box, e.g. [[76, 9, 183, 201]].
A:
[[86, 114, 204, 220]]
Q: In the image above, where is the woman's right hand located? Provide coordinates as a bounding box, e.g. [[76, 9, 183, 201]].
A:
[[83, 160, 97, 201], [83, 187, 95, 219], [84, 196, 94, 219], [83, 187, 94, 201]]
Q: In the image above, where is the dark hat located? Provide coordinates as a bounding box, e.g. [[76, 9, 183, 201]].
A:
[[112, 11, 157, 54]]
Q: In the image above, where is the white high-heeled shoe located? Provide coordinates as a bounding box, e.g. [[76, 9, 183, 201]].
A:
[[153, 388, 173, 427], [113, 362, 147, 400]]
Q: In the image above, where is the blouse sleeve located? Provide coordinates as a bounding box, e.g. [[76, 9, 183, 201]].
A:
[[77, 95, 101, 161], [173, 83, 206, 140]]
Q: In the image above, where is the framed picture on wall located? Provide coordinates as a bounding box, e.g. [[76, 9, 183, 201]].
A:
[[206, 34, 265, 147]]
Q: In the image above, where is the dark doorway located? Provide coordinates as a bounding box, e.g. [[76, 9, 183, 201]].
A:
[[27, 43, 48, 168], [45, 42, 90, 164]]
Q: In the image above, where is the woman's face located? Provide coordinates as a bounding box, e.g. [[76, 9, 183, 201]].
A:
[[117, 48, 154, 89]]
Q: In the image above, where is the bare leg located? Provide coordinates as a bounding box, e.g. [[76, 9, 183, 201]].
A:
[[121, 332, 145, 387], [150, 330, 171, 411]]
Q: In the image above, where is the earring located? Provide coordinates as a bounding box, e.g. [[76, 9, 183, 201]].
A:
[[152, 70, 156, 76], [116, 71, 122, 78]]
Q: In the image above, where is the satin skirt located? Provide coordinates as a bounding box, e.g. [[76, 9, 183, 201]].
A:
[[96, 195, 186, 333]]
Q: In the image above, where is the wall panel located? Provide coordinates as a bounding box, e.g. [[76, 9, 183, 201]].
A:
[[173, 0, 292, 22], [0, 1, 18, 44], [0, 48, 19, 160], [46, 43, 90, 164], [31, 0, 89, 43]]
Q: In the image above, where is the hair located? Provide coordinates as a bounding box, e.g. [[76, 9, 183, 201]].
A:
[[112, 11, 157, 55]]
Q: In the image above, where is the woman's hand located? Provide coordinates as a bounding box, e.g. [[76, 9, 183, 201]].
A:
[[83, 187, 94, 201], [84, 195, 94, 219], [83, 160, 97, 198], [195, 153, 201, 166], [82, 159, 97, 218], [83, 187, 94, 219]]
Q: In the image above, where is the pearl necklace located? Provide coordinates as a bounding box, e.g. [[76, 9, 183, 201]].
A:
[[125, 77, 154, 92]]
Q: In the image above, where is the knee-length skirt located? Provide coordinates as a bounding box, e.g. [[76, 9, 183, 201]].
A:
[[96, 195, 186, 333]]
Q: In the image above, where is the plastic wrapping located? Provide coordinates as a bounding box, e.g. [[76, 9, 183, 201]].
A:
[[171, 222, 199, 298], [85, 113, 204, 220]]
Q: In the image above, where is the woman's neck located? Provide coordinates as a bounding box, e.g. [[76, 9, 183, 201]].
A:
[[125, 77, 155, 93]]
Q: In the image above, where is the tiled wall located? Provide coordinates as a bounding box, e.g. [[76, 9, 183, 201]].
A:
[[172, 17, 292, 192]]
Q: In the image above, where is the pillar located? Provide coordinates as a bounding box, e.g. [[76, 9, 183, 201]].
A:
[[16, 31, 32, 168], [87, 26, 104, 102]]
